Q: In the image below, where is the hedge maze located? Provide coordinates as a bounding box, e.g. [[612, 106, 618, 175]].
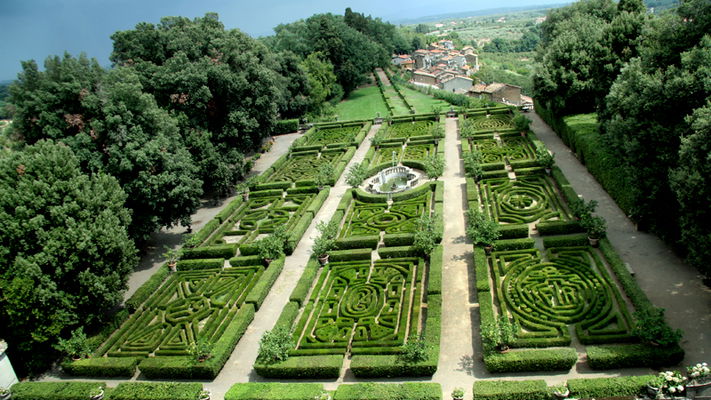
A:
[[256, 183, 444, 378], [460, 110, 681, 374]]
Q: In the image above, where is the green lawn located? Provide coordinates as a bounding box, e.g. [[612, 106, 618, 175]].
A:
[[399, 86, 451, 114], [382, 86, 411, 115], [335, 86, 390, 121]]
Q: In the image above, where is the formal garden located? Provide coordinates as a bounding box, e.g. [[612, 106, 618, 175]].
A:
[[8, 106, 707, 400]]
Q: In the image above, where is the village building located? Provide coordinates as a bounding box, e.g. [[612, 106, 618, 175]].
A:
[[469, 82, 523, 106]]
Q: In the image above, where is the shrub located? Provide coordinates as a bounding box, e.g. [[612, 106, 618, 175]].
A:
[[312, 220, 339, 257], [498, 224, 529, 239], [463, 150, 484, 181], [125, 265, 169, 311], [334, 383, 442, 400], [580, 214, 607, 239], [315, 163, 335, 188], [567, 376, 656, 399], [586, 343, 684, 369], [484, 348, 577, 373], [424, 154, 445, 180], [257, 327, 294, 364], [224, 383, 325, 400], [274, 119, 299, 134], [254, 355, 343, 378], [345, 162, 369, 188], [188, 337, 214, 362], [62, 356, 138, 377], [109, 382, 203, 400], [513, 113, 532, 132], [481, 316, 518, 353], [465, 209, 500, 246], [54, 327, 92, 359], [254, 233, 286, 261], [413, 214, 440, 256], [535, 220, 583, 235], [493, 238, 534, 250], [472, 380, 548, 400], [542, 234, 589, 248], [9, 382, 106, 400], [378, 246, 417, 258], [400, 335, 429, 363], [175, 258, 223, 271], [181, 244, 237, 259], [633, 307, 682, 347]]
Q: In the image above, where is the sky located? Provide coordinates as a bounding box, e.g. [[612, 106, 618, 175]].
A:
[[1, 0, 555, 81]]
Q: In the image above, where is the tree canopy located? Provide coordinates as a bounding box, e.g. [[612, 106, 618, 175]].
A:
[[0, 140, 137, 374]]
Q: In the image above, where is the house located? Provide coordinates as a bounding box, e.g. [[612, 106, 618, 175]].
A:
[[440, 75, 473, 93], [412, 70, 438, 87], [399, 59, 416, 71], [470, 82, 523, 105], [391, 54, 413, 66], [464, 53, 479, 71]]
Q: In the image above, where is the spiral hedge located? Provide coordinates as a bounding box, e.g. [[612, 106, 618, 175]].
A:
[[268, 150, 346, 182], [384, 120, 434, 138], [478, 175, 571, 224], [301, 125, 361, 146], [340, 191, 431, 238]]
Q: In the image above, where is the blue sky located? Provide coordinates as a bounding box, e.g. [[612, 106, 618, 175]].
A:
[[1, 0, 555, 81]]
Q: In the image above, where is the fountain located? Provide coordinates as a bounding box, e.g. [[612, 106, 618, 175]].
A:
[[366, 165, 422, 195]]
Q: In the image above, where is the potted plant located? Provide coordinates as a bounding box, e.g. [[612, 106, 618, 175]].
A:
[[552, 384, 569, 399], [55, 327, 92, 361], [424, 154, 445, 180], [658, 370, 687, 398], [513, 113, 531, 136], [647, 374, 665, 398], [451, 387, 465, 400], [89, 387, 104, 400], [314, 392, 332, 400], [189, 337, 214, 363], [535, 144, 555, 174], [463, 150, 484, 182], [255, 233, 285, 265], [162, 246, 182, 272], [0, 387, 10, 400], [314, 163, 335, 189], [198, 389, 211, 400], [413, 214, 440, 258], [312, 221, 338, 265], [465, 209, 500, 253], [688, 362, 710, 385], [481, 316, 518, 353], [569, 197, 598, 221], [580, 214, 606, 247], [633, 307, 682, 347]]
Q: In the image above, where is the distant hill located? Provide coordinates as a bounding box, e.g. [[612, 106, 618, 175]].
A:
[[390, 3, 570, 25]]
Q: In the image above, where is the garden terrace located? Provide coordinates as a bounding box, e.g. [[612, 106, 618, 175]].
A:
[[71, 258, 286, 378], [460, 114, 683, 373], [263, 148, 354, 184], [291, 121, 371, 149]]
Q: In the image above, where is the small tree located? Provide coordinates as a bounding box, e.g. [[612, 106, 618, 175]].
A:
[[580, 214, 607, 239], [465, 209, 500, 247], [255, 233, 285, 262], [463, 150, 484, 181], [570, 198, 598, 220], [54, 327, 92, 359], [162, 246, 182, 270], [400, 335, 429, 363], [429, 123, 445, 139], [371, 130, 386, 147], [481, 316, 518, 353], [189, 337, 214, 362], [413, 214, 440, 256], [424, 155, 445, 180], [633, 307, 682, 347], [345, 162, 369, 188], [312, 220, 339, 258], [513, 113, 532, 133], [314, 163, 335, 188], [535, 143, 555, 169], [257, 327, 293, 364]]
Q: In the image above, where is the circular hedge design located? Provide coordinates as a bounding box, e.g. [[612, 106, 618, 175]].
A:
[[466, 114, 514, 131], [341, 193, 430, 237], [480, 176, 570, 223]]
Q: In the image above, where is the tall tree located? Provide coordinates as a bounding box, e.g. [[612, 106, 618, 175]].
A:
[[0, 140, 137, 375]]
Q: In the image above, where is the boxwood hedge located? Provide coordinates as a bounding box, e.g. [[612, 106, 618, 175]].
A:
[[472, 380, 549, 400], [225, 383, 326, 400], [567, 375, 656, 398], [10, 382, 107, 400], [109, 382, 203, 400], [334, 383, 442, 400]]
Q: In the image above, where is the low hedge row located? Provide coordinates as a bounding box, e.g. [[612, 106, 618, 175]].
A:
[[230, 255, 262, 266], [192, 218, 220, 245], [474, 247, 489, 291], [181, 244, 237, 259], [245, 257, 285, 309], [567, 375, 655, 398], [252, 181, 293, 191], [253, 354, 343, 378], [472, 380, 548, 400], [333, 383, 441, 400], [275, 301, 300, 330], [542, 234, 589, 248], [334, 235, 379, 249], [124, 265, 169, 311], [138, 304, 255, 378], [536, 220, 583, 235], [110, 382, 203, 400], [9, 382, 106, 400], [428, 245, 443, 294], [349, 353, 437, 377], [62, 356, 138, 377], [498, 224, 529, 239], [289, 259, 320, 306], [483, 348, 577, 373], [225, 383, 326, 400], [599, 238, 652, 311], [587, 343, 685, 369], [378, 245, 417, 258], [383, 233, 415, 246], [330, 248, 372, 261], [493, 238, 535, 251], [175, 258, 224, 271], [215, 197, 243, 223], [274, 118, 299, 134]]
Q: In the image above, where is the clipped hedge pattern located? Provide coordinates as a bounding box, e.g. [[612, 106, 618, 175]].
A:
[[334, 383, 442, 400], [225, 383, 326, 400], [109, 382, 203, 400], [478, 175, 571, 224], [340, 191, 431, 238], [472, 379, 548, 400], [9, 382, 106, 400]]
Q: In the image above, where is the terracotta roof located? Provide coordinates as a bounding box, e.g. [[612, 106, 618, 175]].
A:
[[472, 83, 488, 92], [401, 60, 415, 65]]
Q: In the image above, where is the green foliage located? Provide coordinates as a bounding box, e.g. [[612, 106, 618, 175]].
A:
[[569, 198, 598, 220], [254, 355, 343, 378], [400, 335, 429, 363], [481, 317, 518, 353], [345, 162, 369, 188], [472, 380, 549, 400], [54, 327, 91, 359], [483, 348, 578, 373], [312, 220, 339, 256], [633, 307, 682, 346], [257, 327, 294, 364], [9, 381, 107, 400], [534, 143, 554, 169], [586, 343, 685, 369], [463, 150, 484, 181], [189, 337, 214, 361], [109, 382, 203, 400], [465, 209, 500, 246], [567, 376, 656, 399], [580, 214, 607, 239], [255, 233, 286, 261], [412, 214, 440, 256], [333, 383, 442, 400], [62, 357, 138, 377], [224, 383, 326, 400], [452, 388, 465, 400], [0, 141, 137, 374], [423, 154, 444, 180]]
